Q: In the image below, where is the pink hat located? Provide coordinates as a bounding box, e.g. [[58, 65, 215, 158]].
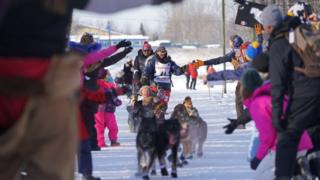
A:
[[142, 41, 152, 50]]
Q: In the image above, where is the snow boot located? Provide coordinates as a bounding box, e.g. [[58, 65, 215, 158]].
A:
[[82, 174, 101, 180], [110, 141, 120, 147]]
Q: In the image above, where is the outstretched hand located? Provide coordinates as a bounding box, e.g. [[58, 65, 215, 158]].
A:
[[223, 118, 238, 134], [193, 59, 205, 68]]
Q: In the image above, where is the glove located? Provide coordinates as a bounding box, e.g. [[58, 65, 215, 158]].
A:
[[123, 47, 133, 54], [223, 118, 239, 134], [272, 117, 288, 133], [116, 39, 132, 49], [255, 24, 263, 36], [250, 157, 261, 170], [194, 59, 205, 68]]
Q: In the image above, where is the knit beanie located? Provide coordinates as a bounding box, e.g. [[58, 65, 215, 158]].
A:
[[260, 5, 284, 27], [142, 41, 152, 51], [241, 68, 263, 94], [156, 46, 166, 52], [245, 41, 262, 61], [252, 53, 269, 73], [230, 35, 244, 49]]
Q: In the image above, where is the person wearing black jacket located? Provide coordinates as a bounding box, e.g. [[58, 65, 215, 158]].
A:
[[260, 5, 320, 180], [132, 41, 154, 101]]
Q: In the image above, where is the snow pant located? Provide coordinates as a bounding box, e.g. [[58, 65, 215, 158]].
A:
[[0, 56, 81, 180], [80, 99, 99, 150], [275, 96, 320, 178], [185, 74, 190, 89], [78, 139, 93, 176], [190, 78, 197, 89], [235, 81, 244, 119], [94, 112, 119, 147]]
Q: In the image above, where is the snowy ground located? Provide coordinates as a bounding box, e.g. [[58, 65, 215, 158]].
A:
[[75, 49, 255, 180]]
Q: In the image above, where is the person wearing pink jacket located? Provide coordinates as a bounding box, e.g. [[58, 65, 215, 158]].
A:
[[69, 33, 132, 150], [242, 69, 313, 180]]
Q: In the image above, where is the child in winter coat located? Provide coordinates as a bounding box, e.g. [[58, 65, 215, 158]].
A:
[[133, 86, 159, 119], [241, 69, 313, 180], [94, 69, 126, 147]]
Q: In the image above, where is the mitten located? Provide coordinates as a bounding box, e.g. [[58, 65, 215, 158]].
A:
[[223, 118, 239, 134], [194, 59, 205, 68], [116, 39, 132, 49]]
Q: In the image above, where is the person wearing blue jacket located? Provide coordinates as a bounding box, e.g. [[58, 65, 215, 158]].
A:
[[206, 41, 263, 82], [141, 46, 186, 106]]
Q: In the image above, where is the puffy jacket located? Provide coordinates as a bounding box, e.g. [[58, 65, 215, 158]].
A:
[[96, 80, 124, 113], [188, 63, 198, 79], [243, 82, 313, 160]]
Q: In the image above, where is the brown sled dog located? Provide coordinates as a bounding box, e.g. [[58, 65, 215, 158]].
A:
[[171, 103, 207, 158]]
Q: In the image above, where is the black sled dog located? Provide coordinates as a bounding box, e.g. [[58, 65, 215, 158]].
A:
[[153, 118, 181, 178], [136, 118, 158, 180]]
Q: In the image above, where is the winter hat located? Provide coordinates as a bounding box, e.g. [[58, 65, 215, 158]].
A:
[[252, 52, 269, 73], [80, 33, 94, 45], [142, 41, 152, 51], [156, 46, 166, 52], [260, 5, 284, 27], [241, 68, 263, 95], [245, 41, 262, 61], [230, 35, 244, 49]]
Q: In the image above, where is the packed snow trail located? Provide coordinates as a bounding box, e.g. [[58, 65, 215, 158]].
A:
[[75, 76, 255, 180]]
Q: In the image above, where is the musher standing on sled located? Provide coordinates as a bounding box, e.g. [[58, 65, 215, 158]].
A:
[[141, 46, 186, 113]]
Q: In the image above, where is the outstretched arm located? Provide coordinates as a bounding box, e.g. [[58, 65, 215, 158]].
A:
[[84, 45, 118, 69], [204, 51, 235, 66]]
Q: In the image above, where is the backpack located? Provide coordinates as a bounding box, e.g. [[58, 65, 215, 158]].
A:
[[290, 25, 320, 78]]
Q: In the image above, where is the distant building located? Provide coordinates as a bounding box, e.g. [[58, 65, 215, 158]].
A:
[[69, 24, 149, 48], [98, 35, 149, 48]]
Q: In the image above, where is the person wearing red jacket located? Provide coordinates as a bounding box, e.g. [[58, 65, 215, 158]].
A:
[[189, 61, 198, 90]]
